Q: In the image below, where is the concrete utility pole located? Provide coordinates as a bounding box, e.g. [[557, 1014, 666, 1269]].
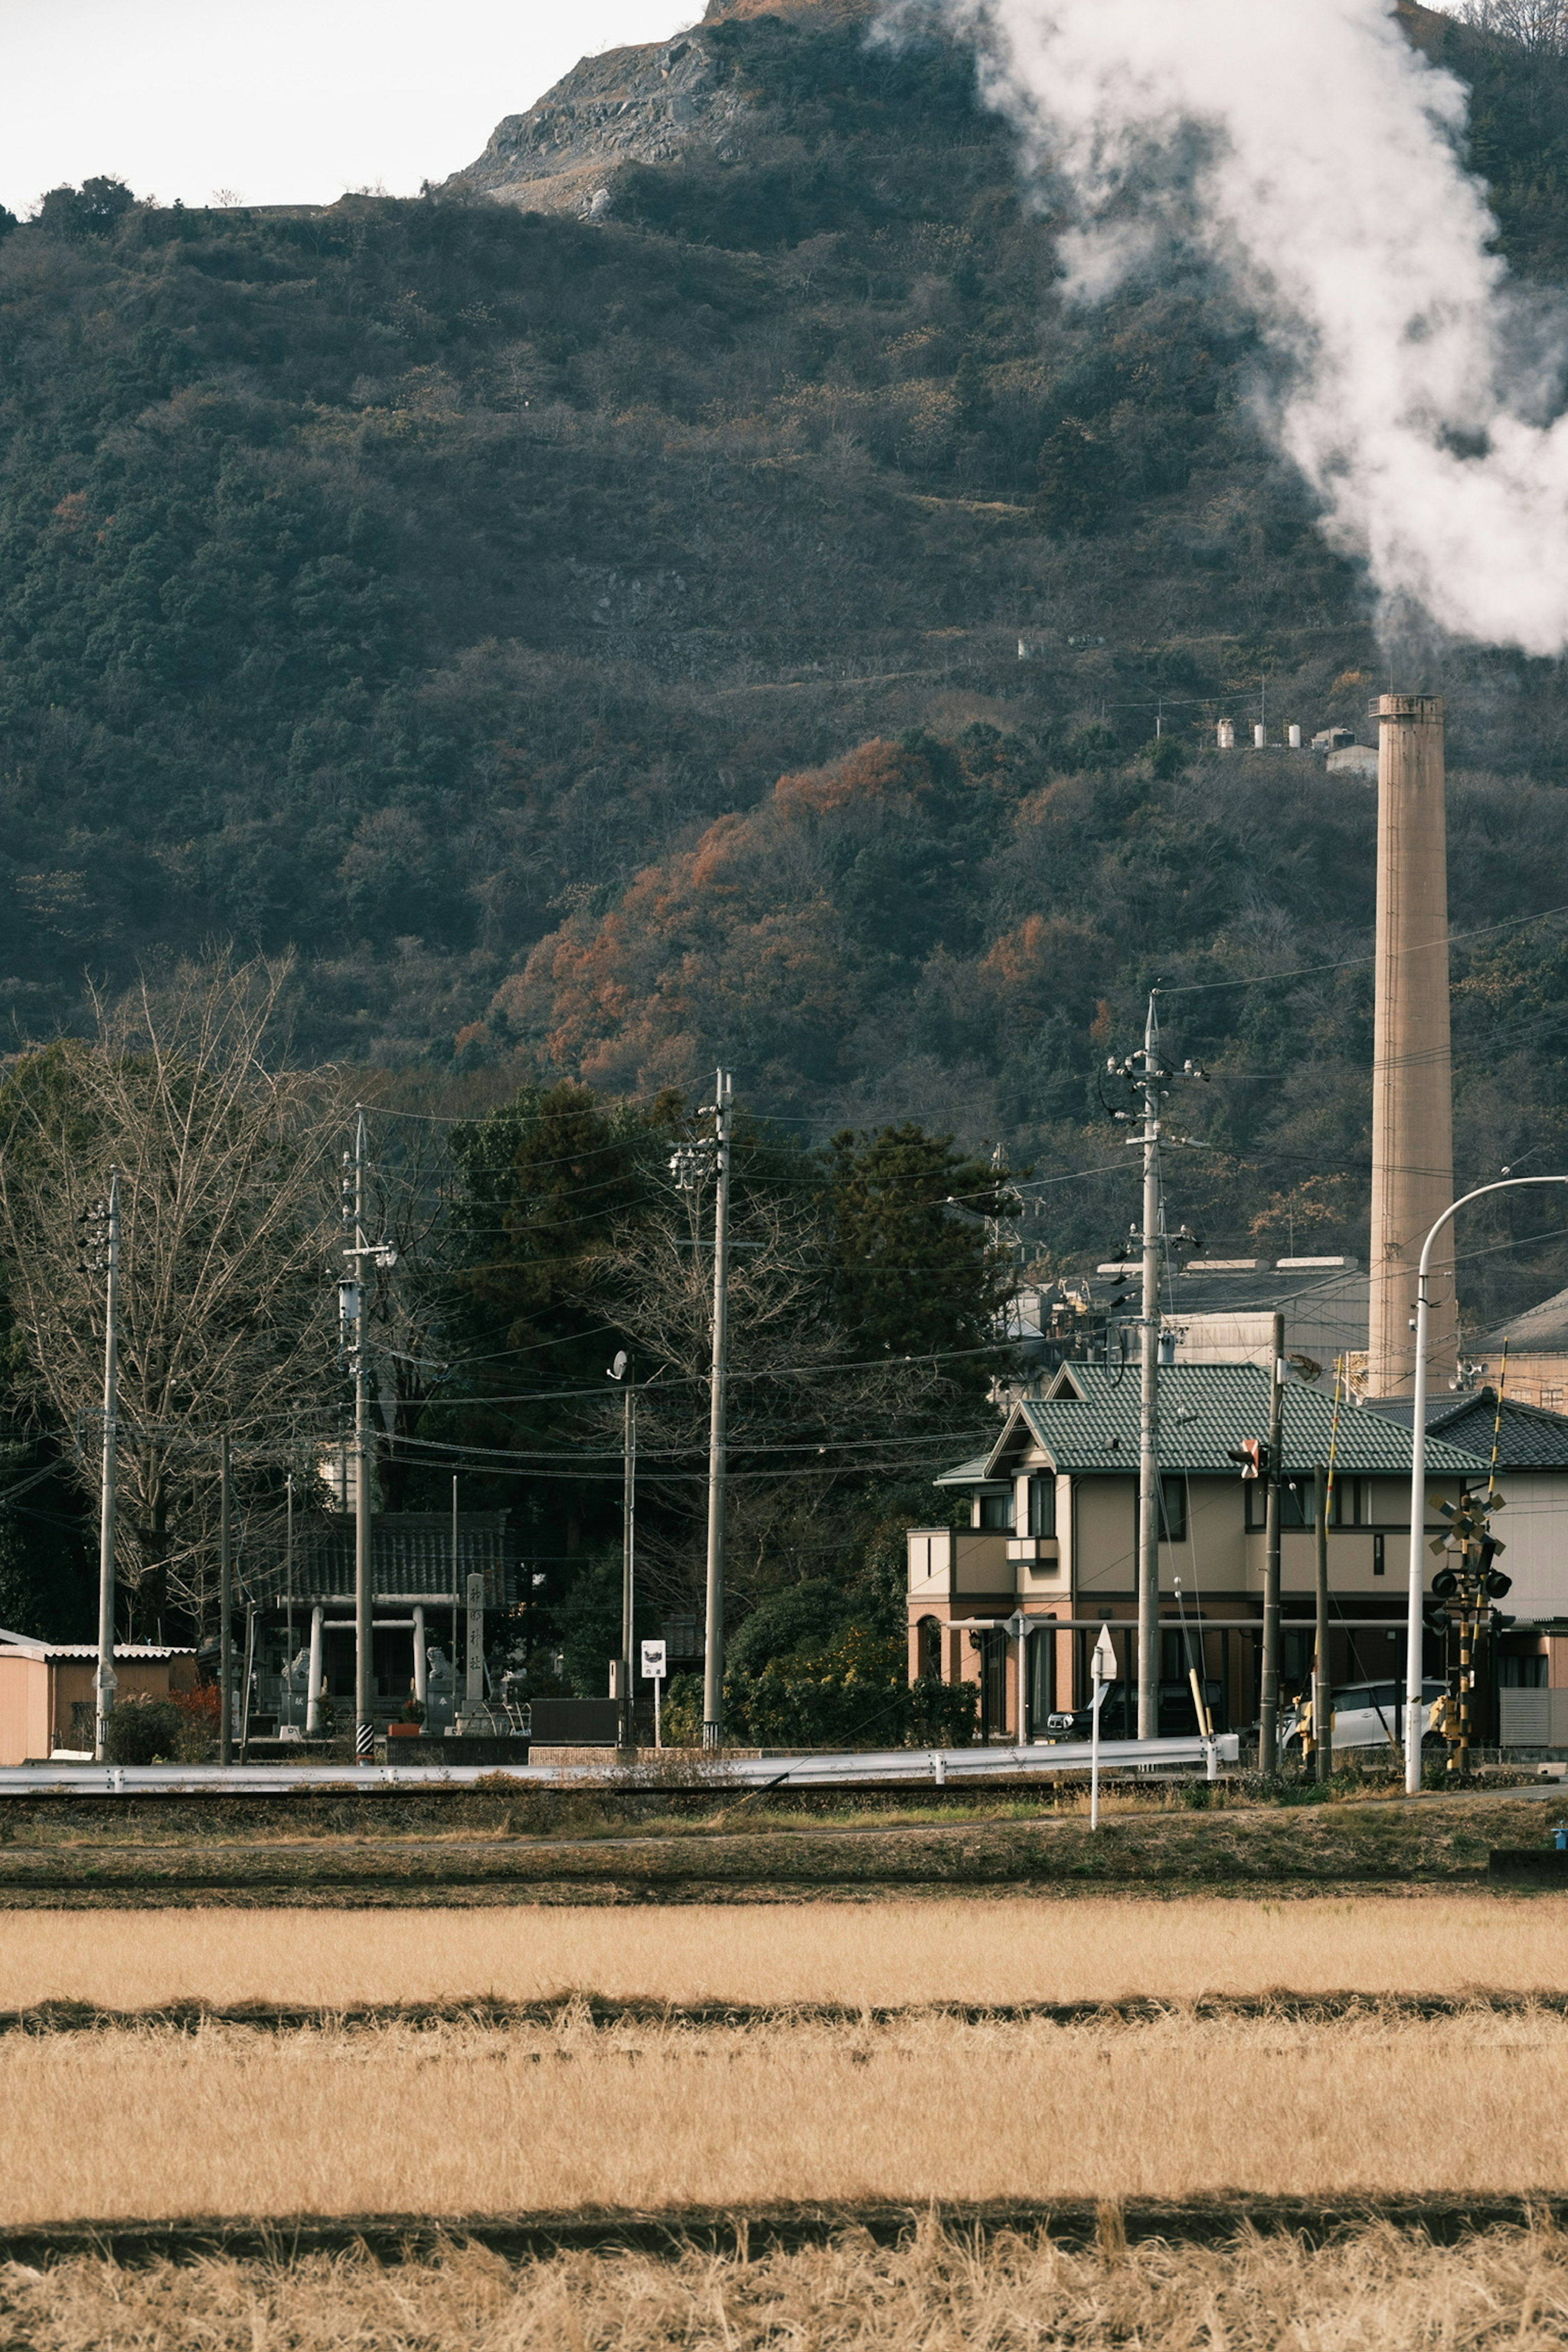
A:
[[1313, 1461, 1332, 1783], [1368, 695, 1457, 1397], [218, 1430, 233, 1766], [352, 1111, 374, 1761], [92, 1168, 120, 1764], [611, 1353, 637, 1751], [702, 1072, 732, 1748], [1105, 999, 1207, 1742], [1135, 997, 1162, 1742], [1259, 1313, 1285, 1772]]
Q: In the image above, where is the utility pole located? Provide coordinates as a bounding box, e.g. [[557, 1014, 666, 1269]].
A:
[[92, 1169, 120, 1764], [218, 1430, 233, 1766], [1259, 1312, 1285, 1772], [703, 1072, 732, 1748], [1135, 997, 1161, 1742], [613, 1356, 637, 1751], [1106, 1001, 1207, 1742], [352, 1112, 372, 1760], [339, 1113, 395, 1762], [284, 1470, 294, 1734], [1314, 1461, 1331, 1783], [673, 1074, 734, 1749]]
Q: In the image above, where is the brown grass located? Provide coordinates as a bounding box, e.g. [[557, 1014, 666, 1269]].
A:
[[9, 2223, 1568, 2350], [4, 2010, 1568, 2221], [0, 1896, 1564, 2010]]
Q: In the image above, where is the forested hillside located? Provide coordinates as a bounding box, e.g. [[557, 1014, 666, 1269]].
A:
[[4, 0, 1568, 1308]]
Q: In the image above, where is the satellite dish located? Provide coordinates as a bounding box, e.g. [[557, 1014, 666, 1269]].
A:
[[609, 1351, 629, 1380]]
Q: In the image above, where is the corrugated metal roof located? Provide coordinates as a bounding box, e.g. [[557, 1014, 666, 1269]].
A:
[[0, 1643, 195, 1660], [1476, 1284, 1568, 1353], [1363, 1392, 1568, 1470], [972, 1363, 1489, 1478]]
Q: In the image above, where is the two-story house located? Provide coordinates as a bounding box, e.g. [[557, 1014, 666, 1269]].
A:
[[907, 1362, 1492, 1741]]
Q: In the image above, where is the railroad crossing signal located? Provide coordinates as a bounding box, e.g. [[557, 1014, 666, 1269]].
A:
[[1427, 1488, 1512, 1777], [1226, 1438, 1270, 1480]]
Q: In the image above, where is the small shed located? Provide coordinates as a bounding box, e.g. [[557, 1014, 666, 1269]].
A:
[[0, 1637, 198, 1764]]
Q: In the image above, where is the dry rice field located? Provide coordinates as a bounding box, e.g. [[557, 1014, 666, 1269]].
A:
[[10, 2225, 1568, 2352], [5, 1895, 1568, 2240], [4, 2008, 1568, 2221], [3, 1895, 1566, 2010]]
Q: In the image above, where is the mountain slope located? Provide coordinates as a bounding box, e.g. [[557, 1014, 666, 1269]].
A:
[[2, 4, 1568, 1313]]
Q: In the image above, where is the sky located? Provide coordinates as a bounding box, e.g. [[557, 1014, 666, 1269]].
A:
[[0, 0, 701, 216]]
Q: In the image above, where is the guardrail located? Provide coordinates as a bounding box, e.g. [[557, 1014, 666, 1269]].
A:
[[0, 1733, 1238, 1797]]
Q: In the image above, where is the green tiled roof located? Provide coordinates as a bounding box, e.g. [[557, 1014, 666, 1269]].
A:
[[1365, 1393, 1568, 1471], [966, 1363, 1490, 1480], [933, 1454, 998, 1489]]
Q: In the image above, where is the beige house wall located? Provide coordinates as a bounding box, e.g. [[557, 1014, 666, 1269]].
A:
[[0, 1655, 50, 1768], [1072, 1479, 1136, 1596]]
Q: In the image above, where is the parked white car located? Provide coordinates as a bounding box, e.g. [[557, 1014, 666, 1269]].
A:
[[1326, 1678, 1448, 1753]]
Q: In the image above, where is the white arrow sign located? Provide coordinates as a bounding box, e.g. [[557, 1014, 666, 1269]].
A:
[[1089, 1625, 1116, 1835]]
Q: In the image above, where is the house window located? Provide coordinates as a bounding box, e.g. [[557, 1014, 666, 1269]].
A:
[[1499, 1653, 1548, 1688], [917, 1617, 944, 1682], [979, 1490, 1015, 1530], [1245, 1477, 1317, 1531], [1374, 1533, 1386, 1577], [1028, 1478, 1056, 1539], [1543, 1388, 1564, 1412], [1158, 1475, 1187, 1544]]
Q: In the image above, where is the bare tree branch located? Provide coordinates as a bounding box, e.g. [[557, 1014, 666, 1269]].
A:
[[0, 954, 351, 1633]]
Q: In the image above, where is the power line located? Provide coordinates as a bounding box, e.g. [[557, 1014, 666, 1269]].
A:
[[1154, 898, 1568, 999]]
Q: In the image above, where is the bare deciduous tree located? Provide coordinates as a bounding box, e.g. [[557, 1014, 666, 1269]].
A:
[[1457, 0, 1568, 53], [586, 1174, 951, 1621], [0, 956, 350, 1635]]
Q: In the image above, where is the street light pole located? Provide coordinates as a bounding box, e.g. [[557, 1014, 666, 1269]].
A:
[[1405, 1174, 1568, 1795]]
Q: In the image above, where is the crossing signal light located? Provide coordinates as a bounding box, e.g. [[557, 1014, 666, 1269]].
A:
[[1227, 1437, 1269, 1481]]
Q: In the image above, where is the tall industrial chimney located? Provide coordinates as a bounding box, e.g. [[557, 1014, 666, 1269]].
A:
[[1365, 693, 1457, 1396]]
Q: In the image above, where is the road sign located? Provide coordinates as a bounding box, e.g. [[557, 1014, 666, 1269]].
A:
[[1090, 1625, 1116, 1834], [640, 1639, 667, 1680]]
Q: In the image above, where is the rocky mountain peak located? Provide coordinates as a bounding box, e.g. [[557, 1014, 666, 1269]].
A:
[[443, 0, 877, 216]]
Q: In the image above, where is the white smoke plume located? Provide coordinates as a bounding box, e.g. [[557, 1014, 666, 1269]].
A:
[[941, 0, 1568, 655]]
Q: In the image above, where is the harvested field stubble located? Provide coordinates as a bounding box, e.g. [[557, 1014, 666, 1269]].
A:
[[10, 2223, 1568, 2352], [0, 1793, 1555, 1898], [0, 1897, 1565, 2011], [7, 2013, 1568, 2221]]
